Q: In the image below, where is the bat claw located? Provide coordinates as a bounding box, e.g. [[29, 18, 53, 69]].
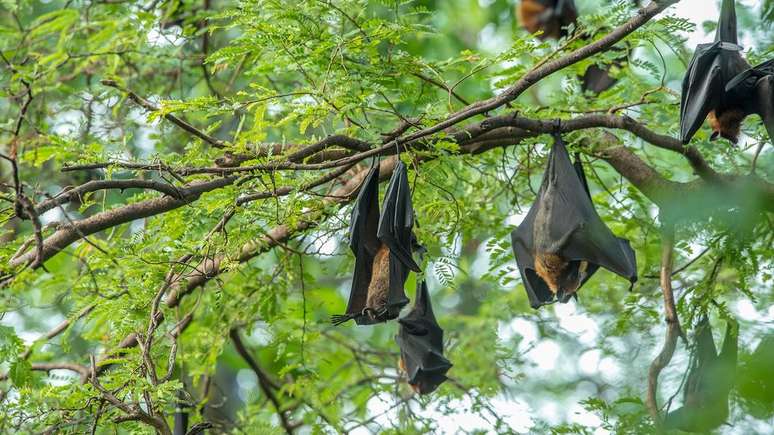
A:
[[330, 314, 353, 326]]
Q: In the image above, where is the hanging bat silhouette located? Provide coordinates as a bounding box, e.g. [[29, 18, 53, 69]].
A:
[[510, 135, 637, 309], [665, 316, 738, 433], [517, 0, 625, 94], [738, 334, 774, 415], [331, 161, 421, 325], [680, 0, 774, 144], [396, 280, 452, 395]]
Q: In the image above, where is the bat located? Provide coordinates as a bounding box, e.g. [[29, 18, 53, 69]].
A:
[[395, 280, 452, 395], [665, 316, 738, 432], [510, 134, 637, 309], [680, 0, 773, 144], [738, 334, 774, 414], [517, 0, 578, 40], [517, 0, 625, 94], [331, 161, 421, 325]]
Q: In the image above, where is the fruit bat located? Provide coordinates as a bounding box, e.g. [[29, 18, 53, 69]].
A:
[[510, 135, 637, 309], [396, 280, 452, 395], [517, 0, 624, 94], [665, 316, 738, 433], [331, 161, 421, 325], [680, 0, 774, 144], [517, 0, 578, 40]]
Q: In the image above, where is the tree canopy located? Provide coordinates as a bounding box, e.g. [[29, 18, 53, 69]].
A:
[[0, 0, 772, 433]]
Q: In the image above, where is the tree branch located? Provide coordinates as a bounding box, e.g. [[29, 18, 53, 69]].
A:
[[101, 80, 226, 149], [646, 223, 682, 430], [229, 328, 295, 435]]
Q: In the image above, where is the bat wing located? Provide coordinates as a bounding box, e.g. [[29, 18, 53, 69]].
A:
[[378, 161, 421, 272], [348, 165, 381, 255], [680, 43, 725, 143], [725, 58, 774, 142], [667, 317, 734, 432], [712, 319, 738, 393], [724, 58, 774, 93], [548, 139, 638, 284], [396, 281, 452, 394], [334, 166, 381, 324], [752, 74, 774, 143], [511, 205, 556, 309], [373, 161, 421, 319]]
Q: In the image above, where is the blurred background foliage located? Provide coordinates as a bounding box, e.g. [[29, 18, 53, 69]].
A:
[[0, 0, 772, 433]]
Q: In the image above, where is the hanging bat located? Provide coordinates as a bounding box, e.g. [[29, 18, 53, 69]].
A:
[[517, 0, 578, 40], [680, 0, 773, 144], [517, 0, 625, 94], [396, 280, 452, 395], [665, 316, 738, 433], [331, 161, 421, 325], [510, 135, 637, 309]]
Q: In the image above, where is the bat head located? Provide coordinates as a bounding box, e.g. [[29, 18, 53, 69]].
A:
[[556, 260, 586, 302], [534, 253, 584, 301], [708, 109, 745, 144]]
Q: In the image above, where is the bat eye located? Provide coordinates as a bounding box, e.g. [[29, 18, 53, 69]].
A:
[[710, 131, 720, 141]]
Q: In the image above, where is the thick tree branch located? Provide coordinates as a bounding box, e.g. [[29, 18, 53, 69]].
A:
[[646, 224, 682, 430], [10, 110, 773, 276], [9, 177, 237, 268], [35, 180, 185, 215], [0, 362, 90, 383]]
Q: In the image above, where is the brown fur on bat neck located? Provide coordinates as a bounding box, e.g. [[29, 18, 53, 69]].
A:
[[364, 243, 391, 320], [534, 252, 587, 300], [707, 108, 745, 144]]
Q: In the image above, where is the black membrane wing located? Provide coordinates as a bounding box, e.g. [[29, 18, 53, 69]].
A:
[[396, 281, 452, 395], [511, 136, 637, 309], [333, 166, 382, 325], [666, 317, 738, 433], [725, 58, 774, 93], [365, 161, 418, 321], [511, 203, 552, 308], [679, 43, 725, 143], [550, 140, 637, 285], [726, 59, 774, 142], [348, 165, 380, 255], [378, 161, 421, 272]]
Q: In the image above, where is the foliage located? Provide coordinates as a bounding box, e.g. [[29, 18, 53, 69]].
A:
[[0, 0, 771, 434]]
